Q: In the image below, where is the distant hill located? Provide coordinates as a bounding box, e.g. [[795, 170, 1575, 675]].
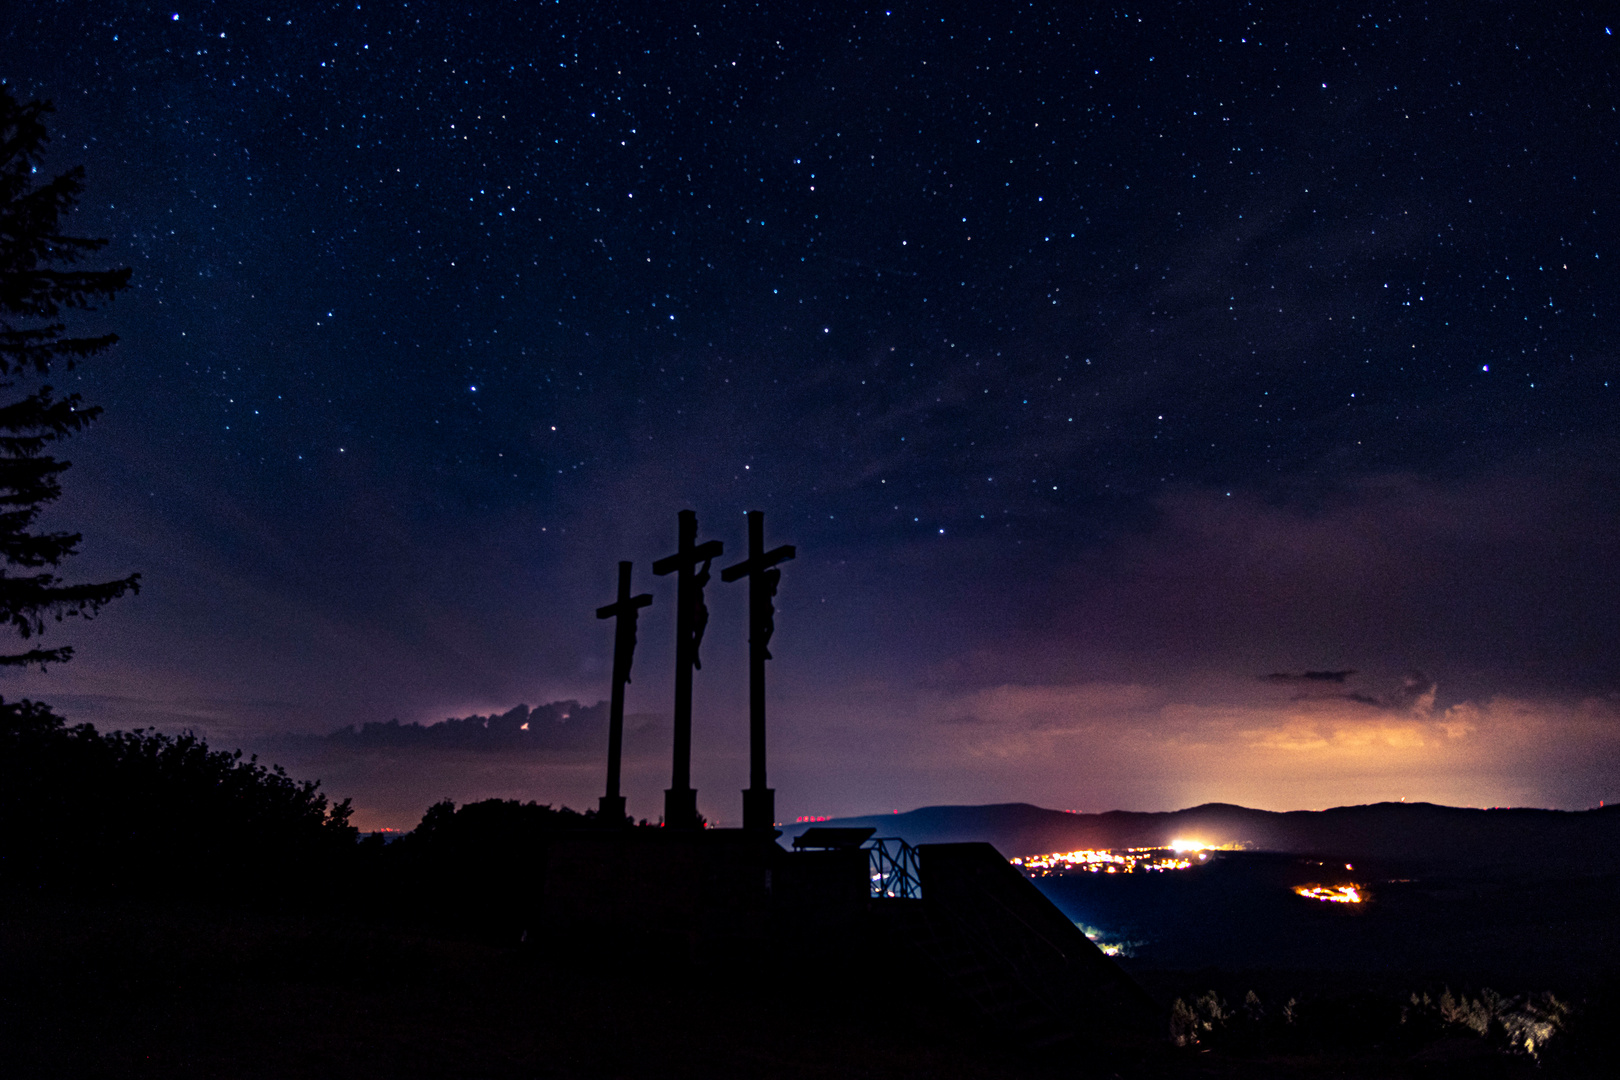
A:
[[784, 801, 1620, 875]]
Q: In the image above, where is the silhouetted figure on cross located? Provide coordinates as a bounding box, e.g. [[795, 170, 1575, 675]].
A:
[[721, 510, 795, 831], [758, 565, 781, 660], [691, 558, 713, 669], [596, 561, 651, 824], [652, 510, 723, 830]]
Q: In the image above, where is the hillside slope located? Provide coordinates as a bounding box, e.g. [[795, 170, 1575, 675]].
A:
[[785, 801, 1620, 873]]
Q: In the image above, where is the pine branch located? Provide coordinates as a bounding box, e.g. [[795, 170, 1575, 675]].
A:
[[0, 644, 72, 669], [0, 88, 138, 670]]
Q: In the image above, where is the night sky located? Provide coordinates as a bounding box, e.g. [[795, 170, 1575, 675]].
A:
[[3, 3, 1617, 828]]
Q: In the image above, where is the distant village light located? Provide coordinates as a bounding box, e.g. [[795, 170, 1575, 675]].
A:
[[1294, 884, 1364, 904]]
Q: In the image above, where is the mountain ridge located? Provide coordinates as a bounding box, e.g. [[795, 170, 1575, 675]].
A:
[[784, 800, 1620, 874]]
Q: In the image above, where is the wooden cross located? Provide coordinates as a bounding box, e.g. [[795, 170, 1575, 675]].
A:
[[595, 560, 651, 824], [651, 509, 723, 829], [720, 510, 795, 832]]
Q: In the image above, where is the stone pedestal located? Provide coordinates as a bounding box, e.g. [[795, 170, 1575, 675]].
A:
[[598, 794, 626, 824], [743, 787, 776, 832], [664, 786, 699, 829]]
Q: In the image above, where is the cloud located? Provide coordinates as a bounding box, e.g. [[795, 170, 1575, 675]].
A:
[[1260, 669, 1437, 712], [236, 700, 675, 830], [1265, 670, 1357, 684], [275, 700, 671, 756], [924, 681, 1166, 733], [863, 677, 1620, 813]]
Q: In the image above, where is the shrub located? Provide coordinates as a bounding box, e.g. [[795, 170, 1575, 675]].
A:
[[1, 697, 354, 896]]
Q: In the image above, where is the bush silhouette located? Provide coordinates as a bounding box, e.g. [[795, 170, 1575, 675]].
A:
[[1, 697, 354, 896], [375, 798, 616, 940]]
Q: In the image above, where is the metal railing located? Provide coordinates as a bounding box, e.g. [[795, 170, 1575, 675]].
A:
[[866, 836, 922, 900]]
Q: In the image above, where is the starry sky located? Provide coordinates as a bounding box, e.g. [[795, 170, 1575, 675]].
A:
[[3, 2, 1618, 828]]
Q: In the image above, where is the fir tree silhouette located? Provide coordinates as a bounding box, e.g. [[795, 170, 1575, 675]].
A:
[[0, 87, 139, 669]]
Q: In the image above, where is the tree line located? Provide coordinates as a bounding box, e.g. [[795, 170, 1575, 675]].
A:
[[2, 691, 628, 922]]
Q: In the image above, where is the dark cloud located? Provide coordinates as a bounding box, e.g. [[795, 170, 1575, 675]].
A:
[[1266, 671, 1358, 684], [289, 701, 618, 754], [1261, 670, 1436, 712]]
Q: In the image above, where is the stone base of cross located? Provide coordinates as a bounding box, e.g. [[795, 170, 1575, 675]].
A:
[[598, 794, 626, 824], [664, 786, 698, 830]]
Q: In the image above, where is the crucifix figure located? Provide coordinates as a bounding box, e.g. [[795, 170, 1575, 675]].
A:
[[596, 561, 651, 825], [652, 510, 723, 829], [721, 510, 795, 832], [690, 557, 713, 669]]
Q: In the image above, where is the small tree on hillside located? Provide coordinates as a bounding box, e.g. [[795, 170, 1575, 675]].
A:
[[0, 86, 139, 668]]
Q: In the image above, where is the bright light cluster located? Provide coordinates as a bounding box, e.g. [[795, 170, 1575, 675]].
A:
[[1089, 935, 1129, 957], [1076, 923, 1138, 958], [1294, 884, 1364, 904], [1013, 847, 1205, 876], [1013, 838, 1248, 876]]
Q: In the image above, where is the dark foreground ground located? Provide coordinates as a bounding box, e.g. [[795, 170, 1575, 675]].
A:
[[2, 882, 1616, 1079], [3, 890, 1059, 1080]]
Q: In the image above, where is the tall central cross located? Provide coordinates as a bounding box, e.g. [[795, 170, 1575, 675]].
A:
[[595, 560, 651, 825], [720, 510, 795, 832], [652, 509, 723, 829]]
